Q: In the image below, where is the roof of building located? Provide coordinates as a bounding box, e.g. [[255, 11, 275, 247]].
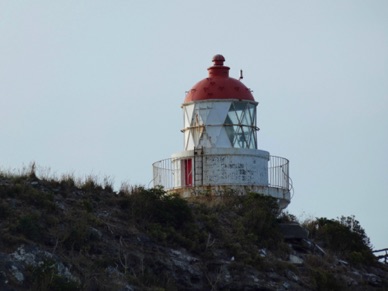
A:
[[184, 54, 255, 103]]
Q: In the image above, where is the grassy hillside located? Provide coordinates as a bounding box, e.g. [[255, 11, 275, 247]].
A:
[[0, 166, 387, 290]]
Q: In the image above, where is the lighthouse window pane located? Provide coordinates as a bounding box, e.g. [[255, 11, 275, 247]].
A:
[[227, 110, 239, 124], [234, 125, 248, 148], [252, 130, 257, 148], [234, 125, 240, 146], [235, 103, 246, 123], [247, 104, 256, 126], [233, 101, 246, 111], [226, 102, 257, 127], [224, 124, 255, 149], [224, 102, 258, 149], [241, 110, 251, 126], [244, 127, 256, 149]]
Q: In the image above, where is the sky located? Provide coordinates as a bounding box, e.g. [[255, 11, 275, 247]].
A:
[[1, 1, 387, 250]]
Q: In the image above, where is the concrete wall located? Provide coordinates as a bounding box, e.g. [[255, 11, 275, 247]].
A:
[[171, 148, 269, 187]]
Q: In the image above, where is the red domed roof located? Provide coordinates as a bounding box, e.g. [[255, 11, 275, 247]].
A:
[[184, 55, 255, 103]]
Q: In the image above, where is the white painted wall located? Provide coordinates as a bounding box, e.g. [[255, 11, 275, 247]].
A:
[[171, 148, 269, 187]]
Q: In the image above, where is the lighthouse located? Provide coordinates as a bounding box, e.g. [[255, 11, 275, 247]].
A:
[[153, 55, 292, 209]]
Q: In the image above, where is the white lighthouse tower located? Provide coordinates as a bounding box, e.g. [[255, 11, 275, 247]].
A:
[[153, 55, 292, 209]]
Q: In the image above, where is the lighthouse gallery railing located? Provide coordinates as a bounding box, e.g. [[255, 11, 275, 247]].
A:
[[152, 155, 291, 192]]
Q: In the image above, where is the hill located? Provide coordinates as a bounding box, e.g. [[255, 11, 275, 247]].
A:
[[0, 168, 387, 290]]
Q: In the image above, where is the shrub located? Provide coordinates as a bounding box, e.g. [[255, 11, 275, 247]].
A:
[[305, 215, 375, 265], [16, 213, 42, 241], [59, 174, 76, 194], [30, 259, 81, 291], [81, 199, 93, 213], [311, 269, 345, 291], [128, 187, 193, 228], [239, 193, 282, 247], [63, 218, 89, 251], [29, 190, 56, 212], [277, 211, 298, 223], [0, 200, 11, 219]]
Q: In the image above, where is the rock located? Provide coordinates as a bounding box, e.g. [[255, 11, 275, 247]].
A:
[[55, 201, 65, 210], [167, 248, 203, 289], [365, 272, 382, 287], [89, 226, 103, 240], [283, 281, 290, 289], [286, 270, 299, 282], [259, 248, 267, 257], [338, 259, 349, 266], [0, 244, 79, 289], [279, 223, 309, 239], [267, 271, 282, 281], [289, 254, 304, 265], [10, 265, 24, 283]]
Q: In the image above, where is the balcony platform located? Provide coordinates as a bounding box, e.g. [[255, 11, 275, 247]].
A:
[[152, 153, 292, 209]]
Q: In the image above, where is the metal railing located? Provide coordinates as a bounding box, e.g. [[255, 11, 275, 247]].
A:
[[268, 155, 291, 191], [373, 248, 388, 264], [152, 155, 291, 193], [152, 158, 176, 190]]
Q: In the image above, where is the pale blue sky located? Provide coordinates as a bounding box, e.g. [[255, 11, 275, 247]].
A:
[[1, 1, 387, 250]]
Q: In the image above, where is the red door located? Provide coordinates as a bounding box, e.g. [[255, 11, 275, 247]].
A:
[[183, 159, 192, 186]]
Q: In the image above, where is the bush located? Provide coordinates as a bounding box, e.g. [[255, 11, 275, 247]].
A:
[[305, 215, 375, 265], [311, 269, 346, 291], [238, 193, 282, 248], [30, 259, 81, 291], [127, 187, 193, 228], [62, 216, 90, 251], [16, 213, 42, 241], [0, 200, 11, 219]]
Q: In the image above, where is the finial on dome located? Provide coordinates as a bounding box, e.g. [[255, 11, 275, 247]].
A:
[[212, 54, 225, 66]]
